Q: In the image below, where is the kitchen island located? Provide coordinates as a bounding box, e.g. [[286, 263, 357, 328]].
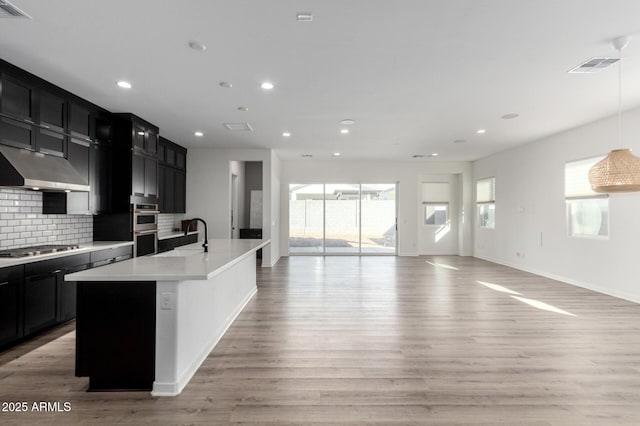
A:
[[65, 238, 270, 396]]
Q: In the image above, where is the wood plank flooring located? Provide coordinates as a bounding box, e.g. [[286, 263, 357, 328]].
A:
[[1, 255, 640, 425]]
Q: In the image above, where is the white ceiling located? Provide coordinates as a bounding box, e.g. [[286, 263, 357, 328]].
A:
[[2, 0, 640, 161]]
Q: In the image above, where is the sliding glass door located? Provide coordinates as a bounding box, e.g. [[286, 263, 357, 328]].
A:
[[289, 183, 397, 255]]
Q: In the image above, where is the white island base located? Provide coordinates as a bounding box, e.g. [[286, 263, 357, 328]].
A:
[[153, 253, 256, 396], [66, 239, 269, 396]]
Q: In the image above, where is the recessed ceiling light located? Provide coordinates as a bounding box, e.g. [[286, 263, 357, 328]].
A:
[[340, 129, 349, 134], [453, 139, 466, 144], [32, 187, 39, 191], [282, 132, 291, 137], [501, 113, 519, 120], [194, 131, 204, 137], [301, 154, 313, 158], [188, 41, 207, 52], [117, 81, 132, 89], [237, 106, 249, 112], [430, 153, 439, 157], [260, 82, 274, 90], [219, 81, 232, 88], [333, 152, 341, 157], [64, 189, 71, 193], [296, 12, 313, 22], [340, 119, 355, 126], [476, 129, 487, 134], [137, 131, 145, 136]]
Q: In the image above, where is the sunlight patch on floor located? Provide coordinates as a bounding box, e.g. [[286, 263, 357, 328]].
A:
[[511, 295, 576, 317], [425, 261, 459, 271], [477, 280, 522, 295]]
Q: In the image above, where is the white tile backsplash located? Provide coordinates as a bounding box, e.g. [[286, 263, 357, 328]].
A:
[[158, 213, 185, 234], [0, 188, 92, 249]]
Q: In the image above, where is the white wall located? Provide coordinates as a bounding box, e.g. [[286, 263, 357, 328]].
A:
[[474, 106, 640, 303], [280, 159, 473, 257], [186, 148, 280, 267]]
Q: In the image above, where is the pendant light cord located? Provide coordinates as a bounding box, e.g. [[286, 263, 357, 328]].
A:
[[618, 46, 623, 148]]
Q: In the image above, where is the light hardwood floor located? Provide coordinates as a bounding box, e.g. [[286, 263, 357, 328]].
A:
[[1, 255, 640, 425]]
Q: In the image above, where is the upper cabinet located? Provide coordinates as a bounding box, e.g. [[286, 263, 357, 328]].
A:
[[158, 136, 187, 213], [111, 114, 159, 211]]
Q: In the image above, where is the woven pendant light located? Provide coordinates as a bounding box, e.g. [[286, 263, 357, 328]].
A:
[[588, 35, 640, 193], [589, 149, 640, 192]]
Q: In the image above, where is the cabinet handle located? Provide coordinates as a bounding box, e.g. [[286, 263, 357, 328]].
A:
[[84, 137, 92, 142], [0, 281, 8, 287], [41, 124, 51, 129], [24, 119, 35, 125]]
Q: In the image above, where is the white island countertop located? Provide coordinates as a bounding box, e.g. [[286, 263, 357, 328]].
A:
[[65, 239, 269, 282]]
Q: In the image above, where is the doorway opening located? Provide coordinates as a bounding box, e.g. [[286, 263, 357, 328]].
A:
[[288, 183, 397, 255]]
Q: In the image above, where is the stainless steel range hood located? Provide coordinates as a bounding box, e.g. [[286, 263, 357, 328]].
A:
[[0, 145, 90, 192]]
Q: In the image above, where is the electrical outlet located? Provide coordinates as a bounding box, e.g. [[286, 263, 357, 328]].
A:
[[161, 292, 175, 310]]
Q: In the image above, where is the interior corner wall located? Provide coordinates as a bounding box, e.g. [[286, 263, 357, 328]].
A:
[[280, 159, 473, 257], [473, 106, 640, 303], [186, 148, 277, 266]]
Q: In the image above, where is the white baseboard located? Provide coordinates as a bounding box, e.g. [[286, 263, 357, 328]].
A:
[[474, 254, 640, 305]]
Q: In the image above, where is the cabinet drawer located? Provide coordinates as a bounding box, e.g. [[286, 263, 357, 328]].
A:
[[89, 246, 133, 264], [25, 253, 91, 277]]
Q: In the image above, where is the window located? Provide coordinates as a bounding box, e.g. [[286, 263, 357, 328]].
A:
[[565, 157, 608, 238], [425, 204, 448, 225], [476, 177, 495, 229], [421, 182, 450, 226]]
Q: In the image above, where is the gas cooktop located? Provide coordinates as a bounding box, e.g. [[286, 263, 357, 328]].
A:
[[0, 244, 81, 258]]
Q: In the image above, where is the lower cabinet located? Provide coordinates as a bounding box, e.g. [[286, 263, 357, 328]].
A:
[[0, 245, 133, 350], [0, 266, 24, 347]]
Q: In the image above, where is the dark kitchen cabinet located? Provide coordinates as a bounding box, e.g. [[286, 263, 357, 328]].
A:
[[111, 114, 159, 210], [0, 71, 36, 122], [0, 266, 24, 348], [68, 101, 92, 140], [39, 89, 66, 133], [0, 115, 34, 150], [23, 272, 58, 335], [158, 136, 187, 213], [157, 233, 198, 253], [132, 153, 145, 197], [23, 253, 91, 334], [174, 169, 186, 213]]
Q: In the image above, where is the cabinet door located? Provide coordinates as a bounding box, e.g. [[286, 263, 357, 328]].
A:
[[165, 144, 176, 167], [0, 266, 23, 347], [66, 138, 91, 214], [174, 170, 186, 213], [175, 148, 186, 170], [24, 273, 58, 335], [35, 128, 65, 156], [0, 73, 36, 121], [91, 142, 111, 214], [39, 90, 65, 132], [68, 101, 91, 140], [0, 115, 34, 150], [131, 153, 145, 197], [163, 166, 175, 212], [146, 131, 158, 156], [157, 140, 166, 164], [144, 157, 157, 197], [133, 125, 145, 152], [158, 165, 166, 212]]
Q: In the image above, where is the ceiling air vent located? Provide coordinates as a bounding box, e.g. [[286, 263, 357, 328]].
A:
[[223, 123, 253, 131], [568, 57, 619, 74], [0, 1, 31, 18]]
